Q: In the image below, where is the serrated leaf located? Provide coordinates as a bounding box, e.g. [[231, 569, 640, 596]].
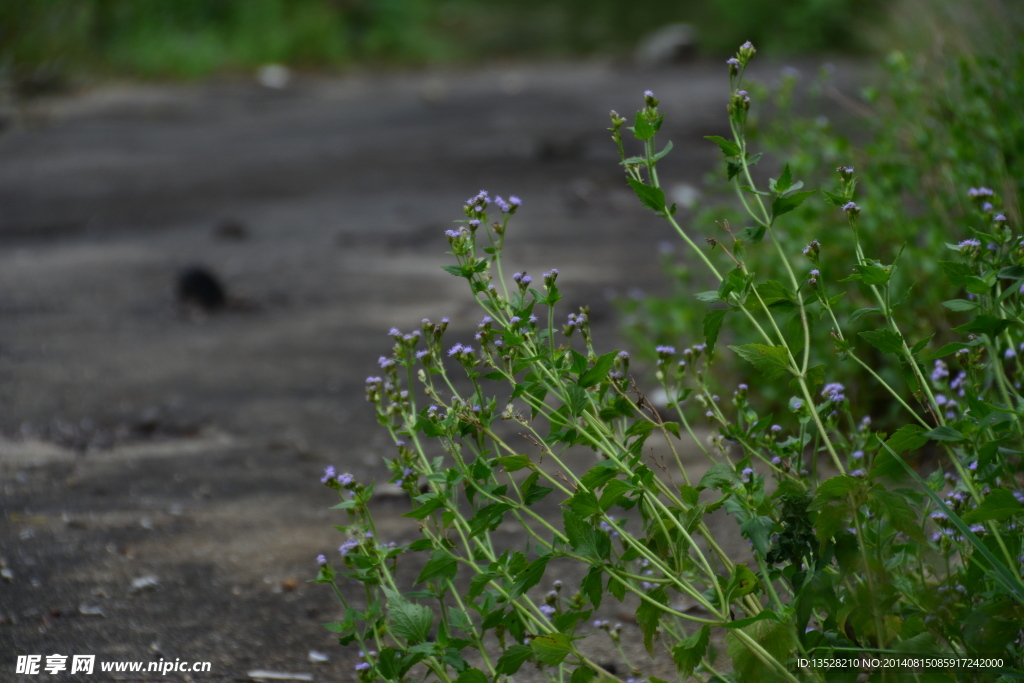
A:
[[496, 644, 532, 675], [599, 479, 634, 511], [581, 565, 603, 609], [510, 555, 550, 598], [737, 224, 767, 242], [626, 177, 666, 212], [859, 328, 904, 354], [705, 135, 741, 157], [703, 309, 728, 351], [776, 163, 793, 193], [770, 189, 816, 223], [455, 668, 489, 683], [726, 564, 760, 600], [417, 549, 458, 584], [885, 424, 928, 453], [565, 384, 588, 417], [812, 475, 861, 504], [939, 260, 975, 288], [962, 489, 1024, 523], [384, 587, 433, 644], [530, 632, 573, 666], [569, 665, 597, 683], [699, 462, 741, 491], [756, 280, 793, 307], [868, 488, 925, 542], [636, 587, 668, 653], [728, 343, 792, 380], [671, 625, 710, 677]]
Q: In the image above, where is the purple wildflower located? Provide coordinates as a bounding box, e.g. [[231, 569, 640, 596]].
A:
[[321, 466, 336, 483], [317, 554, 327, 566], [822, 382, 846, 403]]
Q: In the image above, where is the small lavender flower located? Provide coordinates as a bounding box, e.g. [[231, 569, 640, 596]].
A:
[[968, 461, 978, 472], [958, 238, 981, 250], [994, 213, 1007, 223], [317, 554, 327, 566], [771, 456, 782, 466], [448, 343, 464, 357], [494, 196, 511, 213], [656, 345, 676, 355], [1006, 348, 1017, 360], [468, 219, 480, 229], [852, 450, 864, 460], [771, 424, 782, 433], [931, 360, 949, 382], [539, 604, 556, 617], [842, 201, 860, 217], [321, 466, 336, 483], [1014, 491, 1024, 505], [378, 356, 395, 369], [415, 349, 429, 359], [969, 524, 986, 534], [339, 539, 359, 556], [741, 467, 754, 483], [821, 382, 846, 403], [355, 662, 371, 672]]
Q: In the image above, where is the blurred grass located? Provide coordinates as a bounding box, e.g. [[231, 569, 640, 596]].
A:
[[1, 0, 881, 86]]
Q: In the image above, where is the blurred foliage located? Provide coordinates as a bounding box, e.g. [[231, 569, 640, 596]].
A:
[[618, 0, 1024, 425], [0, 0, 880, 84]]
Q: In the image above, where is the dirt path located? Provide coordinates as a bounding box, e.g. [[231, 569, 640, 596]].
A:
[[0, 59, 863, 681]]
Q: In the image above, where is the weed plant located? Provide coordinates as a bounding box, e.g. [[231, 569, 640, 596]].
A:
[[315, 43, 1024, 682]]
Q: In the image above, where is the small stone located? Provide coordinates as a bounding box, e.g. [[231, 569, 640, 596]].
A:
[[307, 651, 329, 663], [130, 575, 159, 592], [281, 577, 299, 592]]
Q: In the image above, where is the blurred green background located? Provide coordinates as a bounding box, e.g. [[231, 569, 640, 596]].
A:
[[1, 0, 883, 84]]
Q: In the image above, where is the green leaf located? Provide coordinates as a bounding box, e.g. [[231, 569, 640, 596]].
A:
[[812, 475, 861, 503], [726, 615, 797, 682], [698, 463, 741, 491], [939, 260, 975, 288], [384, 587, 433, 644], [581, 565, 603, 609], [417, 549, 458, 584], [774, 163, 793, 194], [849, 307, 882, 323], [885, 424, 928, 453], [636, 587, 668, 653], [923, 426, 965, 442], [455, 668, 489, 683], [626, 177, 666, 212], [755, 280, 793, 307], [441, 264, 466, 277], [737, 224, 767, 242], [962, 489, 1024, 523], [652, 140, 674, 162], [740, 516, 775, 557], [530, 632, 573, 666], [494, 455, 534, 472], [728, 343, 792, 380], [998, 265, 1024, 280], [718, 267, 748, 299], [942, 298, 979, 312], [671, 625, 710, 677], [404, 495, 447, 519], [859, 328, 904, 354], [703, 309, 728, 351], [868, 488, 925, 541], [632, 112, 656, 141], [705, 135, 741, 157], [599, 479, 634, 511], [569, 666, 596, 683], [822, 189, 848, 207], [770, 190, 816, 223], [522, 472, 553, 506], [694, 290, 720, 302], [856, 263, 892, 285], [565, 384, 588, 416], [726, 564, 760, 600], [496, 645, 532, 675], [510, 555, 550, 598], [953, 314, 1012, 338], [579, 351, 618, 388]]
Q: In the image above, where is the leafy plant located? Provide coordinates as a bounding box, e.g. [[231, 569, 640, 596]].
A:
[[315, 42, 1024, 682]]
